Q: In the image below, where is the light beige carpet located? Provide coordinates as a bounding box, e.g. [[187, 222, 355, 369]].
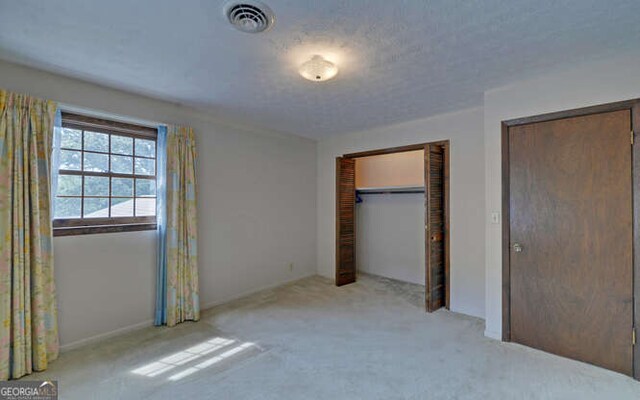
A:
[[25, 274, 640, 399]]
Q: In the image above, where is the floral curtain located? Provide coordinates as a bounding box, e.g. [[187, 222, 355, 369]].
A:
[[0, 90, 59, 380], [155, 125, 199, 327]]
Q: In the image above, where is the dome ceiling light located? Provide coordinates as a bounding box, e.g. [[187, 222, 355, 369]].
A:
[[299, 55, 338, 82]]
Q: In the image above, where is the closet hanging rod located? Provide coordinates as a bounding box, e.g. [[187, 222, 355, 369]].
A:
[[356, 186, 425, 195]]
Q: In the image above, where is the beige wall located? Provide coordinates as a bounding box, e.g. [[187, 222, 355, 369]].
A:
[[355, 150, 424, 189], [318, 107, 486, 318], [0, 60, 318, 348], [6, 50, 640, 347], [320, 52, 640, 335], [356, 193, 425, 285], [354, 150, 425, 284], [483, 53, 640, 339]]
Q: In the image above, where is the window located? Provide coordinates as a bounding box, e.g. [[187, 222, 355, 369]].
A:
[[53, 113, 158, 236]]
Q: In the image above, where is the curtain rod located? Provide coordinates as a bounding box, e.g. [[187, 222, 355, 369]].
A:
[[58, 103, 162, 129]]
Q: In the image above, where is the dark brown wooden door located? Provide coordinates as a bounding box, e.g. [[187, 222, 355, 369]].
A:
[[426, 145, 446, 311], [336, 157, 356, 286], [509, 110, 633, 375]]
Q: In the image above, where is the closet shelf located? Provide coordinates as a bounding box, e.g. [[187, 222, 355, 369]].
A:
[[356, 185, 425, 195]]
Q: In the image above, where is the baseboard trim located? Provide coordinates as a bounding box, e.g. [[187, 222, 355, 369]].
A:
[[60, 319, 154, 352], [200, 272, 316, 311], [60, 272, 316, 352]]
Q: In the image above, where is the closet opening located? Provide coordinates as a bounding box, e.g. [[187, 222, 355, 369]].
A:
[[335, 141, 450, 312]]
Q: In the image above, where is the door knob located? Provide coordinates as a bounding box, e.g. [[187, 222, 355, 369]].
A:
[[512, 243, 523, 253]]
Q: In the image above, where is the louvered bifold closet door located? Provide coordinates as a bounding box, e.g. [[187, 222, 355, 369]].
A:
[[425, 145, 446, 311], [335, 157, 356, 286]]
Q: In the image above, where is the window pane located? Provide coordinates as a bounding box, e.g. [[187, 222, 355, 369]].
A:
[[112, 177, 133, 197], [83, 198, 109, 218], [111, 135, 133, 155], [84, 176, 109, 196], [83, 152, 108, 172], [57, 175, 82, 196], [135, 198, 156, 216], [60, 150, 81, 170], [84, 131, 109, 152], [111, 155, 133, 174], [110, 197, 134, 217], [60, 128, 82, 149], [134, 157, 155, 175], [135, 138, 155, 158], [54, 197, 81, 218], [135, 179, 156, 197]]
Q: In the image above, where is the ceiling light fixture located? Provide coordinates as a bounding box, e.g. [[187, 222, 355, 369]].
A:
[[299, 55, 338, 82]]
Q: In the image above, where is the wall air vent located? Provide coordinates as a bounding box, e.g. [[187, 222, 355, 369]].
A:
[[224, 1, 275, 33]]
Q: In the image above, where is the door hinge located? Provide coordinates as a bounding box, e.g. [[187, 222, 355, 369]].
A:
[[632, 130, 635, 145], [633, 328, 636, 346]]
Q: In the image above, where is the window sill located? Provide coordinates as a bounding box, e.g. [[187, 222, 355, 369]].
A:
[[53, 223, 157, 237]]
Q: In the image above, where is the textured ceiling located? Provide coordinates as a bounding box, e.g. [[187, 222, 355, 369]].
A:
[[1, 0, 639, 138]]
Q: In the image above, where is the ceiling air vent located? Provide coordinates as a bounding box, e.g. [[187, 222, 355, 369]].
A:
[[224, 1, 275, 33]]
